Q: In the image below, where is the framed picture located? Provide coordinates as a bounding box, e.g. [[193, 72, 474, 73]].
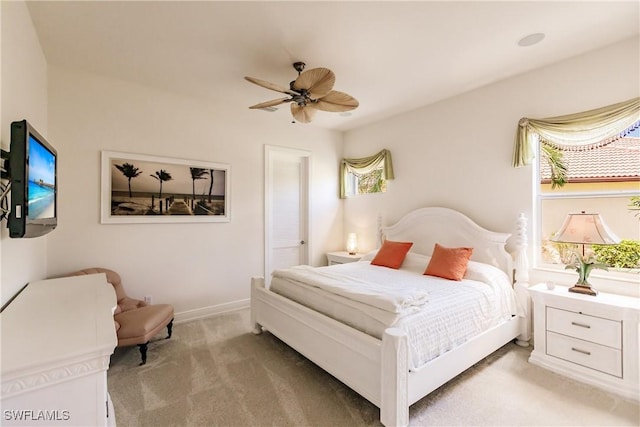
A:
[[101, 151, 230, 224]]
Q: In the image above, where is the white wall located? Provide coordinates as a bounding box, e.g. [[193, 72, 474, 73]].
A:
[[342, 38, 639, 293], [45, 66, 343, 317], [3, 2, 637, 312], [1, 1, 49, 306]]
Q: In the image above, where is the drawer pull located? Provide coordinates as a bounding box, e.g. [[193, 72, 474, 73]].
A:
[[571, 347, 591, 356], [571, 321, 591, 329]]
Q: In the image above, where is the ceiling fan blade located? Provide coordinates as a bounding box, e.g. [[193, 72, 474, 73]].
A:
[[313, 91, 359, 112], [292, 67, 335, 99], [291, 104, 317, 123], [249, 97, 291, 109], [244, 76, 297, 95]]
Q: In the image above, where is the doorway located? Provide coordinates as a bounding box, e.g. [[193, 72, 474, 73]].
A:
[[264, 145, 310, 285]]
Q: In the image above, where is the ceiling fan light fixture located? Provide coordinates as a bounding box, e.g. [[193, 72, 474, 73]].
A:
[[245, 62, 358, 123]]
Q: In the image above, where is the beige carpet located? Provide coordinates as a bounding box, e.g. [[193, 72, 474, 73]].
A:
[[108, 309, 639, 426]]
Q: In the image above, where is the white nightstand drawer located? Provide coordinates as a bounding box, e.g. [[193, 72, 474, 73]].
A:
[[547, 331, 622, 377], [326, 251, 363, 265], [547, 307, 621, 349], [529, 284, 639, 400]]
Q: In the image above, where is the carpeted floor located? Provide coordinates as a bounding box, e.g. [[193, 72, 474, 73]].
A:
[[108, 309, 639, 426]]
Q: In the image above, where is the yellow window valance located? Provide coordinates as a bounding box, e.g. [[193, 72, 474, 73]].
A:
[[513, 97, 640, 167], [340, 149, 394, 198]]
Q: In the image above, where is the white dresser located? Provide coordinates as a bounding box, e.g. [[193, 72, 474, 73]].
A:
[[529, 283, 639, 400], [1, 274, 118, 426]]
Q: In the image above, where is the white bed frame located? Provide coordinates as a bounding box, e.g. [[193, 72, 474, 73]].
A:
[[251, 207, 531, 426]]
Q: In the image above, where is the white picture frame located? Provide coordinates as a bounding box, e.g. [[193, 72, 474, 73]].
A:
[[101, 150, 230, 224]]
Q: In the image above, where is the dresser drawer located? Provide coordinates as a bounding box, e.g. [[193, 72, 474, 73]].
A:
[[547, 307, 621, 348], [547, 331, 622, 377]]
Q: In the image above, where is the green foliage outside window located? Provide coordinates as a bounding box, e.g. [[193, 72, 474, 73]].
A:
[[629, 196, 640, 218], [547, 239, 640, 270], [540, 143, 567, 189], [592, 240, 640, 269], [357, 168, 386, 194]]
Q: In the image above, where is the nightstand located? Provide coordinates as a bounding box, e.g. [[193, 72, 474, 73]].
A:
[[528, 283, 639, 401], [326, 251, 363, 265]]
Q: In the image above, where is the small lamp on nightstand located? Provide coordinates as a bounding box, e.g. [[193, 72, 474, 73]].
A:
[[346, 232, 358, 255], [551, 211, 620, 296]]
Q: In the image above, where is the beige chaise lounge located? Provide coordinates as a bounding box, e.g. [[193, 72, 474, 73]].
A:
[[67, 267, 174, 365]]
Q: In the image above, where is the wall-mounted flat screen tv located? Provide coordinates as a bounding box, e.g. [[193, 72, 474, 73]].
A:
[[8, 120, 58, 238]]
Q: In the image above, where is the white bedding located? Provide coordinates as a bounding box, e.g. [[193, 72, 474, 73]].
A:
[[269, 252, 521, 370], [272, 263, 429, 325]]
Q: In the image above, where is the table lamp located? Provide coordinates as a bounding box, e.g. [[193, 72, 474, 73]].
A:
[[550, 212, 620, 296], [346, 233, 358, 255]]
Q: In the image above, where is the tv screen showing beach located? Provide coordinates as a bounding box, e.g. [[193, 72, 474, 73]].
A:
[[27, 135, 56, 220]]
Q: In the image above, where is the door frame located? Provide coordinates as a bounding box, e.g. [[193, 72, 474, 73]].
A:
[[264, 145, 311, 284]]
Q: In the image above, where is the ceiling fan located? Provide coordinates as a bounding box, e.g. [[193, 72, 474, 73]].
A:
[[244, 62, 359, 123]]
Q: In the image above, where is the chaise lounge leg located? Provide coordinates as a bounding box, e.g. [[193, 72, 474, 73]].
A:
[[138, 342, 149, 365], [166, 318, 174, 339]]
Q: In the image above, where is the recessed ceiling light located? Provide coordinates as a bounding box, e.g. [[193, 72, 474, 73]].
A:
[[518, 33, 545, 47]]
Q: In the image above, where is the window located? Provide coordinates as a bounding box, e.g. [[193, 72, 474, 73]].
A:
[[537, 124, 640, 272], [340, 149, 394, 198], [345, 165, 387, 196], [513, 97, 639, 274]]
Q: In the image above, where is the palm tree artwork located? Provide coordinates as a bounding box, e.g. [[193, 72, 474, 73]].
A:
[[190, 167, 208, 207], [208, 169, 215, 203], [150, 169, 173, 199], [114, 163, 142, 198]]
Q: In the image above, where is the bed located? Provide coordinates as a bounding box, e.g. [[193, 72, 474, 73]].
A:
[[250, 207, 531, 426]]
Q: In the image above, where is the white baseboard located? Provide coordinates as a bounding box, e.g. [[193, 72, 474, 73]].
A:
[[174, 299, 249, 324]]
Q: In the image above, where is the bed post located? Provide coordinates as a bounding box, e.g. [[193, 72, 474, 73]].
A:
[[513, 213, 531, 347], [381, 328, 409, 427], [250, 277, 265, 335]]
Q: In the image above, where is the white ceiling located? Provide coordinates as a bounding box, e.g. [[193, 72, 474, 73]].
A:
[[26, 1, 639, 131]]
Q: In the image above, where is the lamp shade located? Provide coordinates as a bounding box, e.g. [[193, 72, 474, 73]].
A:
[[551, 212, 621, 245], [346, 233, 358, 255]]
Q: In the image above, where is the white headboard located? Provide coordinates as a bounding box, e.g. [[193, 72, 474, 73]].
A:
[[381, 207, 513, 278]]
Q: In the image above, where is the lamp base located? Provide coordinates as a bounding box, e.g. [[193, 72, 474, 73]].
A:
[[568, 284, 598, 296]]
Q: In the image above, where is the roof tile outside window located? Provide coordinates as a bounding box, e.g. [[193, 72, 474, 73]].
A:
[[540, 137, 640, 182]]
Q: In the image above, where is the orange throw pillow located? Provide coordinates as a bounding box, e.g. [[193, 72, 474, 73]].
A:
[[424, 243, 473, 281], [370, 240, 414, 269]]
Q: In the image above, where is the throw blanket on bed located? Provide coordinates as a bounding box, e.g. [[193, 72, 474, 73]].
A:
[[272, 264, 429, 314]]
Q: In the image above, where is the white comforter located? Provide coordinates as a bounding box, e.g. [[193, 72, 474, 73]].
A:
[[270, 252, 522, 370], [272, 264, 430, 325]]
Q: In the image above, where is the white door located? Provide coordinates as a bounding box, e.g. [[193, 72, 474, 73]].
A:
[[265, 145, 310, 285]]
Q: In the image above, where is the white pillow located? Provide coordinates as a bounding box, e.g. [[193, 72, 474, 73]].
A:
[[359, 249, 378, 262], [399, 252, 431, 273], [360, 249, 430, 272], [463, 260, 511, 288]]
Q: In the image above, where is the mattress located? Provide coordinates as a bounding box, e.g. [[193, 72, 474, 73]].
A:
[[269, 252, 521, 370]]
